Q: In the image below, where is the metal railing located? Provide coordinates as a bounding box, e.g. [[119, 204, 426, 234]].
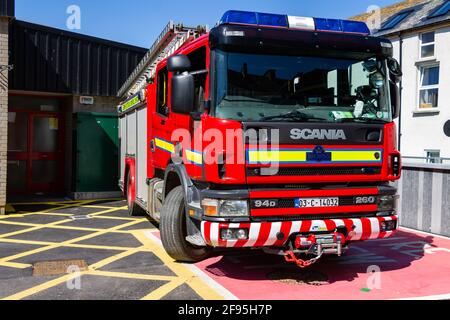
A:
[[403, 156, 450, 165]]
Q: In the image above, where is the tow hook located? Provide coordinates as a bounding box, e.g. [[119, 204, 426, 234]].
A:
[[284, 232, 346, 268]]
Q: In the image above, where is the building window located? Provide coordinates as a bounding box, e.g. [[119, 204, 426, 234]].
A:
[[420, 32, 435, 58], [425, 150, 441, 164], [418, 65, 439, 109], [156, 67, 169, 116]]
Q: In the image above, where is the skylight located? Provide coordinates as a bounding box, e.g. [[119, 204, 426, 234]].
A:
[[428, 1, 450, 18], [380, 9, 413, 30]]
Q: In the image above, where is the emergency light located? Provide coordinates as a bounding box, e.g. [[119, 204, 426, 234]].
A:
[[219, 10, 371, 35]]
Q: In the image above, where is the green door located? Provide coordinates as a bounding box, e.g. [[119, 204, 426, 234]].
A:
[[75, 113, 119, 192]]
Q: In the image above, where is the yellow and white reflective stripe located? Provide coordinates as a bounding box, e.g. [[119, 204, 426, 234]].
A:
[[247, 148, 382, 164], [185, 150, 203, 166], [154, 138, 175, 154], [331, 150, 381, 162], [248, 150, 307, 164]]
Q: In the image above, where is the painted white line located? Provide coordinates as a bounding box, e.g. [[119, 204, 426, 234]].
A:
[[399, 227, 450, 241], [144, 231, 239, 301], [183, 264, 239, 301], [393, 293, 450, 300]]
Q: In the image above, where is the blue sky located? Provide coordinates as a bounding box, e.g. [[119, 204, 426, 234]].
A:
[[16, 0, 399, 48]]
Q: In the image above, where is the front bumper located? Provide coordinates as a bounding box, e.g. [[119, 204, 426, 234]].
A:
[[201, 215, 398, 248]]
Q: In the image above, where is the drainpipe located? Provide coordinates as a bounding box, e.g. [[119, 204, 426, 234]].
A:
[[398, 33, 403, 151]]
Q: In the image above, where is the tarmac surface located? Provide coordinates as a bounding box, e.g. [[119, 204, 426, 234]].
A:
[[1, 199, 449, 300]]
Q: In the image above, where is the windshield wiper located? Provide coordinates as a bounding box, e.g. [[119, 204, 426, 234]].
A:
[[336, 117, 388, 124], [260, 110, 327, 122]]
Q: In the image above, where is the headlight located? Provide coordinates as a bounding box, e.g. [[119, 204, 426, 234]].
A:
[[202, 199, 249, 217], [377, 195, 399, 211]]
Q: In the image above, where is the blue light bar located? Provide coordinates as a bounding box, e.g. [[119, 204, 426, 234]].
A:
[[314, 18, 370, 35], [219, 10, 370, 35], [220, 10, 288, 27]]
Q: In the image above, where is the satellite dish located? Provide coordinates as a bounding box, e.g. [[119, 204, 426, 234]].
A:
[[444, 120, 450, 137]]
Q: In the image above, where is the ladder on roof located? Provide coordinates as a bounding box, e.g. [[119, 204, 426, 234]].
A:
[[118, 21, 208, 98]]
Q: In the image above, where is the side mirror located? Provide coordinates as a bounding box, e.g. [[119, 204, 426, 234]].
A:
[[168, 55, 191, 73], [171, 73, 195, 114], [390, 80, 400, 119], [387, 57, 402, 83]]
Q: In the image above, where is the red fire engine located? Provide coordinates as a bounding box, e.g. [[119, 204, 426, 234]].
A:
[[118, 11, 402, 267]]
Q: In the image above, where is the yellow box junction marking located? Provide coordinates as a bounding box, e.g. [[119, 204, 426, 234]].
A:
[[0, 199, 225, 300]]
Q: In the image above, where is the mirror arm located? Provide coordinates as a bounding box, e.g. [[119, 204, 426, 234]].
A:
[[190, 69, 209, 76]]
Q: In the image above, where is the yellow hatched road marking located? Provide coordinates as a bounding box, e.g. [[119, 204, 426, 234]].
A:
[[0, 261, 31, 269], [2, 235, 148, 300], [0, 213, 142, 265], [141, 278, 185, 300], [0, 238, 156, 252], [0, 206, 126, 239], [134, 231, 225, 300], [0, 219, 145, 234], [91, 270, 176, 282], [0, 199, 220, 301], [3, 273, 80, 300]]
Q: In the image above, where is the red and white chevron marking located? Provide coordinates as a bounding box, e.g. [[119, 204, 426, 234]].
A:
[[201, 216, 398, 248]]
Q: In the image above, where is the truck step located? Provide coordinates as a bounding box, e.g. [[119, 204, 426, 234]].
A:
[[186, 233, 207, 247]]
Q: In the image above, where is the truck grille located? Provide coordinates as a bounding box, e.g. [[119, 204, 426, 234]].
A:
[[247, 167, 381, 177]]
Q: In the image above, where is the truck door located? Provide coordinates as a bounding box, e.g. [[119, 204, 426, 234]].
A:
[[151, 65, 175, 169]]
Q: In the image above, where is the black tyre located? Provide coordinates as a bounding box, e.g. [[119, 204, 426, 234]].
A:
[[126, 171, 145, 217], [160, 186, 211, 262]]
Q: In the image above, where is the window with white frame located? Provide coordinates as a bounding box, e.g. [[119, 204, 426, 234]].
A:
[[425, 150, 441, 164], [418, 65, 439, 109], [420, 31, 435, 58]]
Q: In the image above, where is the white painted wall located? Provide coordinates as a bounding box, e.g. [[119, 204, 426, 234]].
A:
[[389, 25, 450, 161]]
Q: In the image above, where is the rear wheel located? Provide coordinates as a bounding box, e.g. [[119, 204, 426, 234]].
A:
[[126, 171, 145, 217], [160, 186, 210, 262]]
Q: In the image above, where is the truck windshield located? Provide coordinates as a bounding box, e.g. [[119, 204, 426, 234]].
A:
[[214, 50, 392, 123]]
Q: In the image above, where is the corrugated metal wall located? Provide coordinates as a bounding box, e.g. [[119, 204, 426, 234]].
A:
[[0, 0, 14, 17], [9, 20, 147, 97], [398, 163, 450, 237]]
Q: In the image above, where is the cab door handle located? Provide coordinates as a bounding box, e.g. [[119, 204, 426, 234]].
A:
[[150, 140, 156, 152]]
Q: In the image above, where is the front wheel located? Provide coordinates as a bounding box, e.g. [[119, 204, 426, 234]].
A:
[[160, 186, 211, 262]]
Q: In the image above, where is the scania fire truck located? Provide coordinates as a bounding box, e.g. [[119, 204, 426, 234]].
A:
[[118, 11, 402, 267]]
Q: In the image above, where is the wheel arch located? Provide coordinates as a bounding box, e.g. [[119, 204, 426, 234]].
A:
[[163, 163, 194, 201]]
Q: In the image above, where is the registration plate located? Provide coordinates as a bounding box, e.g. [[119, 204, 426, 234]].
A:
[[295, 197, 339, 208]]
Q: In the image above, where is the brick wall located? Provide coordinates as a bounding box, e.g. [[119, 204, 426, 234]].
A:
[[0, 17, 9, 215], [73, 95, 121, 114]]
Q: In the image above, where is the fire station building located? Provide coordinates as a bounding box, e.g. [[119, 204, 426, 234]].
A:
[[0, 1, 146, 214]]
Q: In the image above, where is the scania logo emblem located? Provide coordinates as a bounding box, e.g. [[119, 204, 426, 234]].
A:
[[290, 128, 347, 140]]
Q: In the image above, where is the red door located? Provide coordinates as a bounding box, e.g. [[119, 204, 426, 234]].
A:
[[8, 111, 64, 195], [151, 65, 175, 169]]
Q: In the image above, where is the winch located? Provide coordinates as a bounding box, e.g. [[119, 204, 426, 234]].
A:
[[284, 232, 348, 268]]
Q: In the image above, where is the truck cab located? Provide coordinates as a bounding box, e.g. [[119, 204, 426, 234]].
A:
[[119, 11, 402, 266]]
